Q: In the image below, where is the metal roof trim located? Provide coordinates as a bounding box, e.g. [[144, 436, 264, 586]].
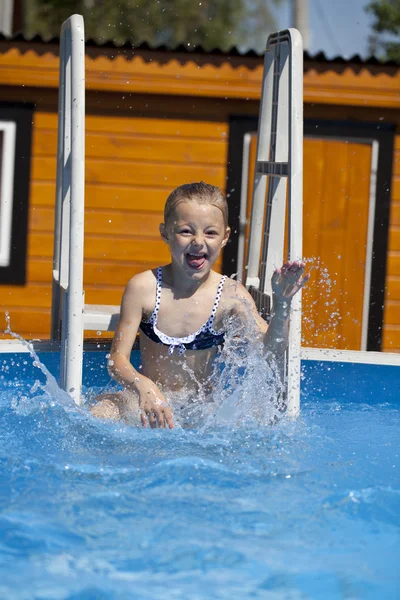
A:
[[0, 31, 398, 67]]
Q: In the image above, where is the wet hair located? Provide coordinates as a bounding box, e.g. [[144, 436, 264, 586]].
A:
[[164, 182, 229, 227]]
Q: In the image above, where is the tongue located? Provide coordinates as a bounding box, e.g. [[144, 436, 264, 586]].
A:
[[187, 254, 206, 269]]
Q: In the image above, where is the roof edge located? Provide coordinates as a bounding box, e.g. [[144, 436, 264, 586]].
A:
[[1, 31, 399, 68]]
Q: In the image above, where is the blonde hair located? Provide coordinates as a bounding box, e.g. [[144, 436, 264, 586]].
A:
[[164, 182, 229, 227]]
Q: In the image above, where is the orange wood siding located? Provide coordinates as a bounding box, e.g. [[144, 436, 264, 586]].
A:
[[2, 44, 400, 108], [383, 135, 400, 351], [302, 138, 372, 350], [1, 111, 228, 339]]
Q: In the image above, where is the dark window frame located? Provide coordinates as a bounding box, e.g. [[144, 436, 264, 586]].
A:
[[0, 103, 34, 285], [224, 116, 395, 351]]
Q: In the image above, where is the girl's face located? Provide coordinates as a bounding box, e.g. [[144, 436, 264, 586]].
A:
[[160, 201, 230, 279]]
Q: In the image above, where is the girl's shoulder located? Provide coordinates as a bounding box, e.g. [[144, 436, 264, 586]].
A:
[[125, 269, 157, 293], [220, 276, 268, 332], [221, 276, 256, 312], [122, 269, 158, 315]]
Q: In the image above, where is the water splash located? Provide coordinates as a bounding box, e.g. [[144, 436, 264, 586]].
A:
[[164, 305, 286, 430], [3, 312, 76, 414], [301, 257, 343, 347], [208, 312, 285, 428], [3, 308, 285, 431]]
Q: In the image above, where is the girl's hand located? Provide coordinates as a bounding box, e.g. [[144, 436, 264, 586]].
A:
[[272, 261, 309, 304], [138, 382, 174, 429]]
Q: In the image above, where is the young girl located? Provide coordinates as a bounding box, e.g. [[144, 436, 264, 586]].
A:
[[91, 182, 308, 428]]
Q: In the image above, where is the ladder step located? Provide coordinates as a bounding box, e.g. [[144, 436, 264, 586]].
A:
[[256, 161, 288, 177], [83, 304, 120, 331]]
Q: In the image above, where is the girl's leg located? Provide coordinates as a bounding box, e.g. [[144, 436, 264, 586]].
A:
[[90, 389, 140, 424]]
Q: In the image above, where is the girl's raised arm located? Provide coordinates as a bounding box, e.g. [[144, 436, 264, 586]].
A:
[[225, 261, 308, 358]]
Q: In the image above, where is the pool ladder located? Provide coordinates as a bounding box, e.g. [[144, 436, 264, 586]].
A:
[[243, 29, 303, 416], [51, 15, 303, 415], [50, 15, 119, 405]]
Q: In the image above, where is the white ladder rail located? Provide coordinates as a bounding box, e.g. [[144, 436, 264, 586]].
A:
[[51, 14, 86, 405], [245, 29, 303, 416], [51, 15, 121, 403]]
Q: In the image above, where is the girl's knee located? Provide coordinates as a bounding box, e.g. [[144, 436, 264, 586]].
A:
[[90, 396, 121, 420]]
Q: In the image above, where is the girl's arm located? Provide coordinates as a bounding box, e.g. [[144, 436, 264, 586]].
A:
[[109, 273, 174, 428], [264, 261, 309, 357], [226, 261, 308, 358]]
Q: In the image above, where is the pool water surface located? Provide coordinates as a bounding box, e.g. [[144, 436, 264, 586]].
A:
[[0, 351, 399, 599]]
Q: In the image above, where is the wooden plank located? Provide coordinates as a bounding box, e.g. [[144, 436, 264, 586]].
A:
[[1, 284, 53, 308], [30, 182, 171, 211], [389, 203, 400, 226], [386, 252, 400, 275], [385, 277, 400, 301], [382, 325, 400, 351], [387, 227, 400, 252], [32, 156, 225, 188], [29, 232, 170, 262], [383, 301, 400, 324], [382, 339, 400, 352], [30, 206, 164, 237], [0, 284, 129, 308], [28, 258, 157, 285], [27, 258, 53, 283], [33, 129, 227, 165], [391, 175, 400, 200], [0, 307, 50, 340], [34, 112, 229, 139]]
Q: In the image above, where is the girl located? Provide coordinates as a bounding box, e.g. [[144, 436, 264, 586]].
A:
[[91, 182, 308, 427]]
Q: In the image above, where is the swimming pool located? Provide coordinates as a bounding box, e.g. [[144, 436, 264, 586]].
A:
[[0, 347, 399, 599]]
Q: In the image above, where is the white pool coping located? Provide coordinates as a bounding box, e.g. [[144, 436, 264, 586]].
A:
[[1, 339, 400, 366], [301, 347, 400, 366]]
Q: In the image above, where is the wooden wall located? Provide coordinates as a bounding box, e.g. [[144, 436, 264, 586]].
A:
[[1, 107, 228, 339], [1, 43, 400, 350], [383, 135, 400, 351]]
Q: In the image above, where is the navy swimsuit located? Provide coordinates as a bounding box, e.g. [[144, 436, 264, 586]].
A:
[[140, 267, 227, 355]]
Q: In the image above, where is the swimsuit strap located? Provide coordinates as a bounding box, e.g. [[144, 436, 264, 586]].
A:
[[205, 274, 227, 333], [143, 266, 162, 324], [154, 266, 163, 320]]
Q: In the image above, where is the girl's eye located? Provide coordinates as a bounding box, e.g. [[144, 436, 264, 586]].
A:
[[206, 231, 218, 236], [179, 230, 192, 235]]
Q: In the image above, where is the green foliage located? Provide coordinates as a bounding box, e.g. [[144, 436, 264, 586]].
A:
[[25, 0, 283, 51], [366, 0, 400, 61]]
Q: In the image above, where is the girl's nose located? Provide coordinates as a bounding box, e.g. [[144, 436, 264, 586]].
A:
[[193, 235, 205, 247]]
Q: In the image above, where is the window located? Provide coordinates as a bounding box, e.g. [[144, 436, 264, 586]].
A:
[[0, 104, 33, 285], [0, 120, 17, 268]]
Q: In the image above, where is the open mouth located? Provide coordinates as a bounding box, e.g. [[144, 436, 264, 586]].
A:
[[185, 252, 207, 270]]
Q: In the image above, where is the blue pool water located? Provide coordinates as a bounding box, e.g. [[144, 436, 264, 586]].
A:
[[0, 351, 399, 599]]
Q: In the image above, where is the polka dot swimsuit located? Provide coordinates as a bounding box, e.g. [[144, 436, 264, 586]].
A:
[[139, 267, 227, 355]]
